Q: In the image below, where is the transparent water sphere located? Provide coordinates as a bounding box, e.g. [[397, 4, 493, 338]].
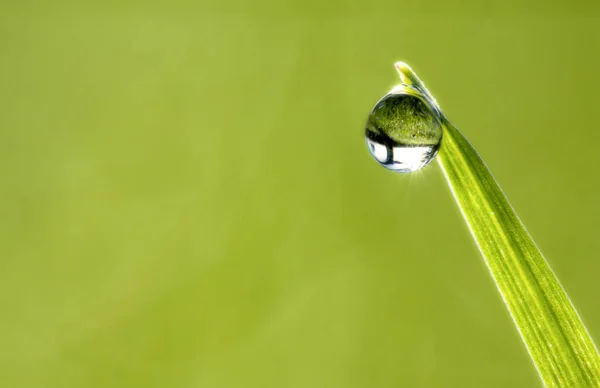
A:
[[365, 87, 443, 173]]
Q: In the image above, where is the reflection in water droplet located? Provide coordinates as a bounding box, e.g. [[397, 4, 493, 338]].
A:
[[365, 91, 442, 172], [365, 136, 439, 173]]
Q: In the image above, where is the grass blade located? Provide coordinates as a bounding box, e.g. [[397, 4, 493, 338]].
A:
[[437, 118, 600, 386]]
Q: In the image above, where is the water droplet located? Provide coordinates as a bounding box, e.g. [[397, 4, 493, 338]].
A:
[[365, 92, 442, 172], [365, 62, 443, 173]]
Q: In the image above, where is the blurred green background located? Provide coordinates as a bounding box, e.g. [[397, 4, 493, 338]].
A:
[[1, 0, 599, 386]]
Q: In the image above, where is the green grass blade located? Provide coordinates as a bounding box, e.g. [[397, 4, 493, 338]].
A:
[[437, 119, 600, 386]]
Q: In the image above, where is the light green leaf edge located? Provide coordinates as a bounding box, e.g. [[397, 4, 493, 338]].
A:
[[394, 62, 600, 386], [437, 119, 600, 386]]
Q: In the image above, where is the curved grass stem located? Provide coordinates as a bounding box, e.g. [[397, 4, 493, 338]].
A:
[[437, 119, 600, 386]]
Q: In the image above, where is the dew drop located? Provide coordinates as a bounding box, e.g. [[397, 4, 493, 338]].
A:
[[365, 92, 442, 172]]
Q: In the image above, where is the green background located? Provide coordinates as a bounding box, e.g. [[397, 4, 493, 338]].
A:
[[1, 0, 599, 386]]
